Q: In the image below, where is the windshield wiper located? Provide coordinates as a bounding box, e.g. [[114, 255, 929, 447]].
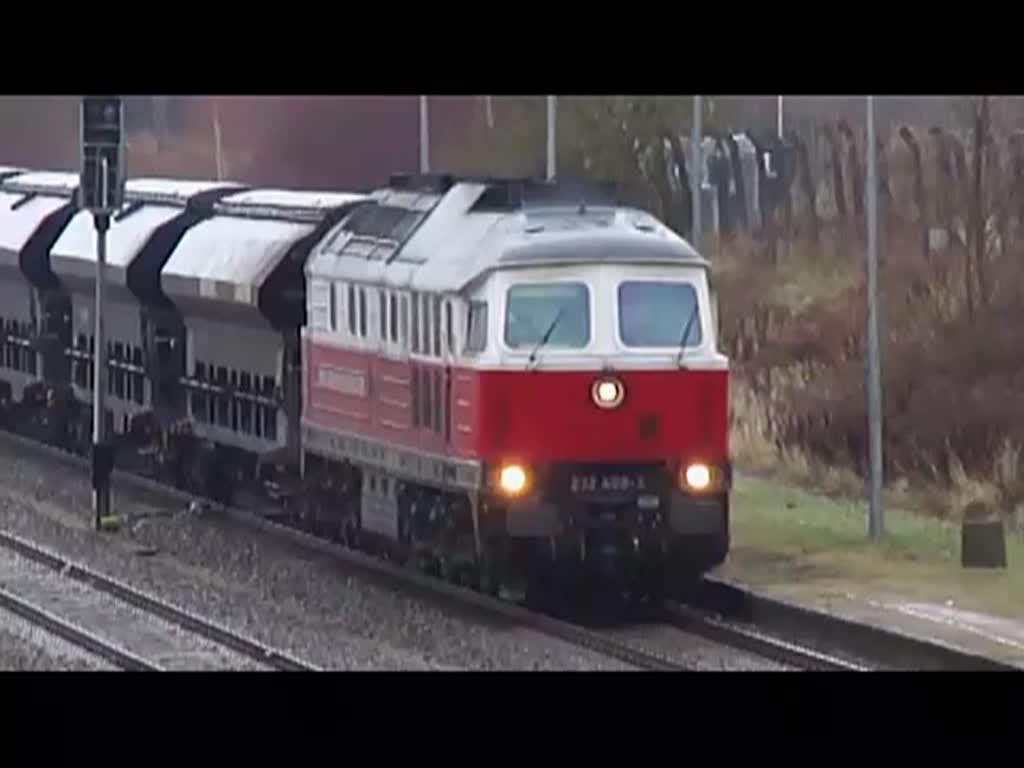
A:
[[675, 302, 700, 368], [527, 307, 565, 369]]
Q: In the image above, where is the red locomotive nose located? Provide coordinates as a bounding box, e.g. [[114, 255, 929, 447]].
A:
[[468, 367, 729, 466]]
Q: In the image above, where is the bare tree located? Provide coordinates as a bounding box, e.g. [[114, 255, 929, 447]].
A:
[[898, 125, 929, 261], [789, 130, 818, 243], [970, 97, 989, 314], [838, 120, 864, 220], [821, 124, 847, 220]]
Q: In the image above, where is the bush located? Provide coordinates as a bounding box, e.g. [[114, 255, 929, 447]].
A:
[[718, 225, 1024, 524]]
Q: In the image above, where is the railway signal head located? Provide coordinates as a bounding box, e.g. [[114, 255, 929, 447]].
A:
[[80, 96, 125, 213]]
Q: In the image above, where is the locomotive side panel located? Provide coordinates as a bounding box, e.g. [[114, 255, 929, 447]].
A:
[[373, 353, 412, 435], [449, 366, 481, 458], [303, 336, 474, 474], [304, 336, 372, 435]]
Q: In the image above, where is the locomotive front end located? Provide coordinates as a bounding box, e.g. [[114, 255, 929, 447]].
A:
[[479, 361, 731, 589], [466, 213, 731, 594]]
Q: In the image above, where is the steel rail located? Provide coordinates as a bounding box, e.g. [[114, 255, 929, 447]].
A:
[[663, 600, 870, 671], [0, 584, 161, 671], [0, 528, 322, 672]]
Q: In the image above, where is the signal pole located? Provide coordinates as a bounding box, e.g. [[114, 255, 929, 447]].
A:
[[93, 192, 109, 527], [546, 96, 556, 180], [80, 96, 124, 531], [419, 96, 430, 173], [865, 95, 884, 538]]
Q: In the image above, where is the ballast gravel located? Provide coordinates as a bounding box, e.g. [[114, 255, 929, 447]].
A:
[[0, 546, 268, 671], [0, 438, 617, 670], [0, 435, 776, 671]]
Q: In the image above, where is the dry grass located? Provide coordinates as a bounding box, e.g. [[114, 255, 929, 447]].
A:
[[718, 221, 1024, 535]]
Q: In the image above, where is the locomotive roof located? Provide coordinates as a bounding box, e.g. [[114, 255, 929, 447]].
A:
[[307, 178, 706, 294]]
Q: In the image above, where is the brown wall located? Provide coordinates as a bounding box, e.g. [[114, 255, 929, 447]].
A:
[[0, 96, 489, 190]]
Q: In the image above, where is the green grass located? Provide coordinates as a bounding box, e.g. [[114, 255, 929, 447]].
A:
[[721, 474, 1024, 619]]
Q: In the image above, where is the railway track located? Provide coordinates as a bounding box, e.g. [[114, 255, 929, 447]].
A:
[[661, 600, 868, 671], [0, 527, 322, 671], [0, 428, 867, 671], [0, 584, 159, 671]]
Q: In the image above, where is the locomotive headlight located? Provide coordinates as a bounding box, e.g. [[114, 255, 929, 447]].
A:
[[591, 377, 625, 409], [683, 463, 712, 492], [498, 464, 528, 496]]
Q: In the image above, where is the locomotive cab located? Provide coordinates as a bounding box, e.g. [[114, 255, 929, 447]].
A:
[[459, 211, 731, 593]]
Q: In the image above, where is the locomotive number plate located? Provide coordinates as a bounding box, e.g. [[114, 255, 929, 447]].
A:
[[569, 473, 649, 495]]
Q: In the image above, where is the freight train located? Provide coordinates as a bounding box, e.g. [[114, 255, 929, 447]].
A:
[[0, 166, 731, 602]]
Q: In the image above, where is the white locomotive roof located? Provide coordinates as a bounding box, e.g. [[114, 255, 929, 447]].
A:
[[400, 182, 504, 292], [307, 179, 705, 295], [305, 181, 487, 289]]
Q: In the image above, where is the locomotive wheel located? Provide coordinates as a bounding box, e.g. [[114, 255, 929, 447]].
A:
[[476, 544, 500, 597], [343, 516, 360, 550]]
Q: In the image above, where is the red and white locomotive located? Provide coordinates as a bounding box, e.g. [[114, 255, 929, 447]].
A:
[[0, 168, 731, 601], [298, 174, 731, 598]]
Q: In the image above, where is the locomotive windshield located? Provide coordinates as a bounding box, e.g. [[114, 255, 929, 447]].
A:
[[504, 282, 590, 350], [618, 281, 703, 348]]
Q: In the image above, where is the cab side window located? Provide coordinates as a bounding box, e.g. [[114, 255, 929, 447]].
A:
[[465, 301, 488, 354]]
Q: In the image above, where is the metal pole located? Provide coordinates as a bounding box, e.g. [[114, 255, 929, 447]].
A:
[[777, 95, 784, 138], [419, 96, 430, 173], [485, 96, 494, 129], [865, 95, 884, 538], [691, 95, 702, 252], [93, 160, 110, 530], [546, 95, 556, 180], [213, 98, 225, 181], [153, 96, 168, 150]]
